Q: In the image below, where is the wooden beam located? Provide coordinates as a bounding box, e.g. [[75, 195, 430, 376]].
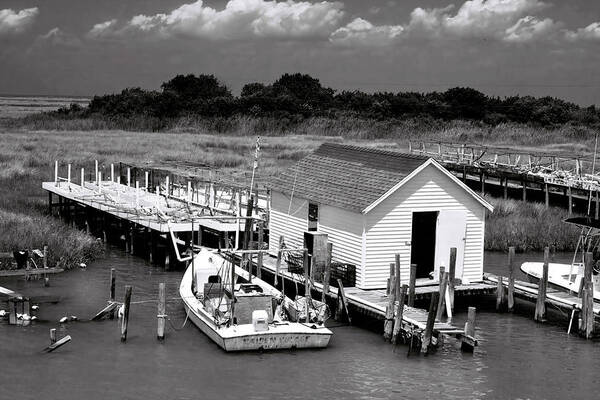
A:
[[508, 246, 515, 312]]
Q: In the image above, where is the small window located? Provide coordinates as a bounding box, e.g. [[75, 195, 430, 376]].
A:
[[308, 203, 319, 231]]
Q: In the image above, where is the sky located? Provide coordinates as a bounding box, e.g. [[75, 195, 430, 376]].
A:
[[0, 0, 599, 105]]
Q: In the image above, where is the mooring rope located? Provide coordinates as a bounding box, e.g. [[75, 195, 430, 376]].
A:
[[165, 307, 190, 331]]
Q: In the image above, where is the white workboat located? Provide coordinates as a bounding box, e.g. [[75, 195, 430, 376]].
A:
[[179, 248, 332, 351], [521, 217, 600, 301]]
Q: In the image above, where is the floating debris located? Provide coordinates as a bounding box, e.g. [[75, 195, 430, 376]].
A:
[[59, 316, 68, 323]]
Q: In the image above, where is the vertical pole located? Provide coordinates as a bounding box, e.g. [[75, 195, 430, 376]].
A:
[[303, 249, 310, 322], [496, 275, 504, 311], [50, 328, 57, 344], [534, 247, 549, 322], [335, 278, 351, 324], [187, 181, 192, 201], [461, 307, 476, 352], [595, 191, 599, 220], [322, 242, 333, 303], [522, 180, 527, 201], [145, 171, 149, 191], [127, 168, 131, 187], [503, 178, 508, 199], [257, 223, 264, 279], [544, 183, 549, 208], [391, 284, 408, 345], [581, 252, 595, 339], [394, 253, 401, 295], [98, 172, 102, 193], [120, 285, 132, 342], [54, 160, 58, 186], [111, 163, 114, 183], [408, 263, 417, 307], [383, 275, 397, 341], [508, 246, 515, 312], [448, 248, 456, 312], [243, 195, 254, 250], [109, 268, 116, 320], [568, 186, 573, 216], [422, 291, 439, 354], [157, 282, 166, 341], [480, 172, 485, 195], [436, 270, 448, 320], [95, 160, 99, 185], [80, 168, 84, 187], [387, 263, 395, 295], [275, 236, 284, 287], [43, 245, 49, 287], [235, 190, 241, 249], [67, 164, 71, 184]]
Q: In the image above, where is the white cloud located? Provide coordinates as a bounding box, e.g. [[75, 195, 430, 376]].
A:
[[330, 18, 403, 46], [90, 0, 345, 40], [0, 7, 38, 35], [407, 0, 549, 39], [36, 28, 82, 47], [565, 22, 600, 41], [88, 19, 118, 39], [503, 16, 559, 42]]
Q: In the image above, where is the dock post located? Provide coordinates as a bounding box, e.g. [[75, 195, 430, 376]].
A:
[[580, 252, 595, 338], [274, 236, 284, 287], [8, 299, 17, 325], [383, 275, 397, 341], [127, 168, 131, 187], [129, 226, 134, 255], [544, 183, 549, 208], [67, 164, 71, 184], [50, 328, 57, 344], [321, 243, 333, 303], [109, 268, 116, 319], [534, 247, 549, 322], [394, 253, 401, 295], [448, 248, 456, 312], [111, 164, 114, 182], [496, 276, 505, 311], [257, 223, 263, 279], [436, 270, 448, 321], [567, 187, 573, 216], [503, 178, 508, 199], [421, 291, 439, 354], [408, 264, 417, 307], [387, 263, 395, 295], [522, 180, 527, 201], [157, 282, 166, 341], [392, 284, 408, 345], [120, 285, 132, 342], [596, 191, 599, 220], [95, 160, 99, 185], [42, 245, 50, 287], [54, 160, 58, 186], [461, 307, 477, 352], [335, 278, 351, 325], [303, 249, 310, 322], [508, 247, 515, 312]]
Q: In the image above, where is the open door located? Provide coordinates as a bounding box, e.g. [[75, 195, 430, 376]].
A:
[[434, 210, 467, 281], [410, 211, 438, 279]]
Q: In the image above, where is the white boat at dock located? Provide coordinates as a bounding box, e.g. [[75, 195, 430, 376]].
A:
[[179, 248, 332, 351], [521, 217, 600, 301]]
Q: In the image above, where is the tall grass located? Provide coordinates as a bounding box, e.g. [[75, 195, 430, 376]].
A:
[[485, 197, 581, 252]]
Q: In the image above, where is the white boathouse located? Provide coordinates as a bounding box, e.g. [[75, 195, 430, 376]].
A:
[[268, 143, 493, 290]]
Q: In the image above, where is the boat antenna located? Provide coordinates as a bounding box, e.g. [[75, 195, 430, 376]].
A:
[[587, 131, 598, 216], [249, 136, 261, 201]]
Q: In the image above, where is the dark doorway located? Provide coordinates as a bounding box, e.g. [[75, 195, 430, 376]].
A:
[[410, 211, 438, 279]]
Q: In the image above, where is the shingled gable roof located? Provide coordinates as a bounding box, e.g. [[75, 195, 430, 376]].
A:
[[270, 142, 493, 214]]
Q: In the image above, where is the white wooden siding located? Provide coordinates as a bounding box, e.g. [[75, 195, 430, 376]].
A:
[[268, 191, 308, 253], [317, 204, 364, 287], [364, 164, 485, 289]]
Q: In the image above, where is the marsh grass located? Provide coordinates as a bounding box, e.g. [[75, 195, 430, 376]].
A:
[[485, 196, 581, 252], [0, 125, 590, 265]]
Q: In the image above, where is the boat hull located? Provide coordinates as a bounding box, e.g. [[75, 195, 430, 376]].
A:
[[180, 250, 332, 352], [520, 262, 600, 301]]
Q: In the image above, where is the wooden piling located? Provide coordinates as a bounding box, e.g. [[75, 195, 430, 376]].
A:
[[109, 268, 116, 319], [436, 270, 448, 321], [461, 307, 477, 352], [257, 223, 264, 279], [274, 236, 284, 287], [544, 183, 549, 208], [508, 246, 515, 312], [534, 247, 549, 322], [421, 291, 439, 354], [335, 278, 351, 324], [394, 253, 401, 295], [522, 180, 527, 201], [408, 263, 417, 307], [50, 328, 57, 344], [383, 275, 397, 341], [43, 245, 49, 287], [321, 242, 333, 303], [580, 251, 594, 339], [157, 282, 166, 341], [386, 263, 394, 295], [303, 249, 310, 322], [448, 248, 456, 312], [496, 276, 504, 311], [567, 187, 573, 216], [120, 285, 132, 342], [391, 284, 408, 345]]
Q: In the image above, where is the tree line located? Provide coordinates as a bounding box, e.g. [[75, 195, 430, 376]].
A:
[[58, 73, 600, 127]]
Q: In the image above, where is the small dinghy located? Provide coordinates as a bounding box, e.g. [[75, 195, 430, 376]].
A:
[[179, 248, 332, 351]]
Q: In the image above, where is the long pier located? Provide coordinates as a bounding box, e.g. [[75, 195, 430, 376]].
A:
[[409, 141, 600, 215]]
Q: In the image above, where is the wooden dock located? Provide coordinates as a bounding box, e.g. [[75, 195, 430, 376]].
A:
[[257, 253, 493, 352]]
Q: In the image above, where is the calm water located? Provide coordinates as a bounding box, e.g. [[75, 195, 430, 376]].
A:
[[0, 95, 89, 118], [1, 249, 598, 400]]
